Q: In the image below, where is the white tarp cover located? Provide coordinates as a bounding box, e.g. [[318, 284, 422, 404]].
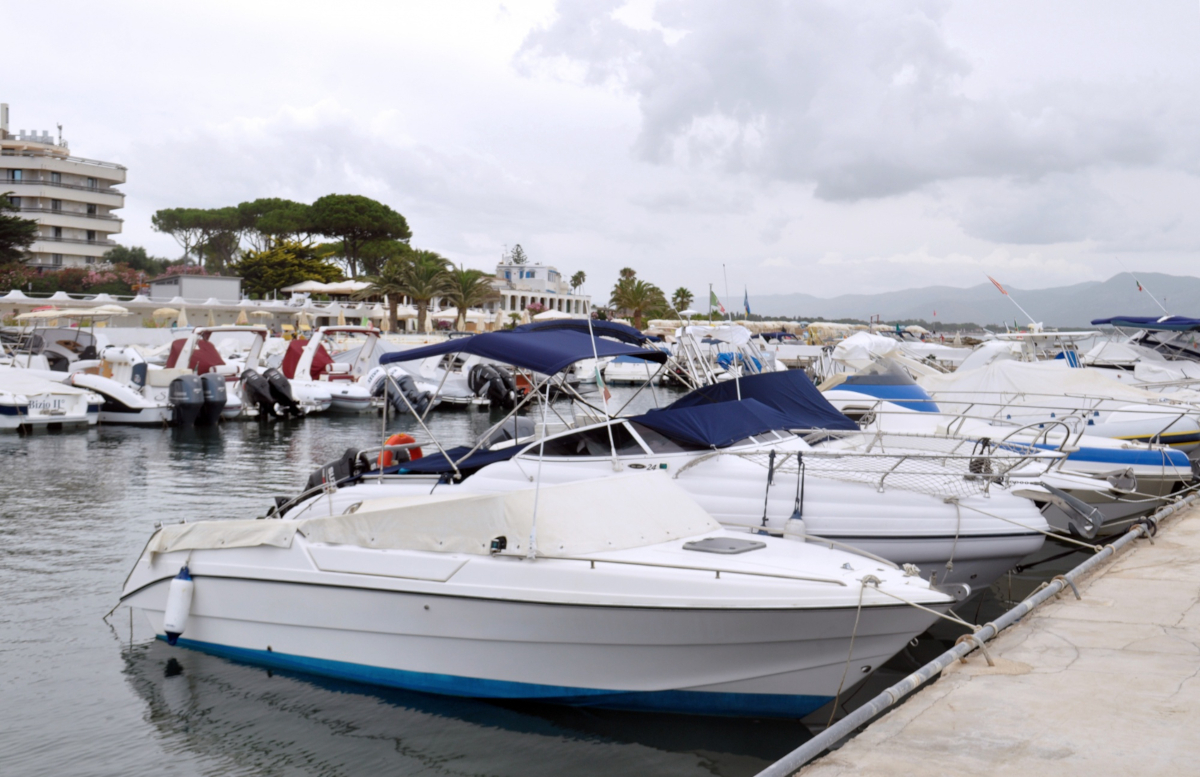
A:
[[297, 474, 720, 556], [147, 520, 298, 554], [832, 332, 902, 368], [677, 324, 752, 346], [919, 360, 1200, 415], [1084, 340, 1166, 367]]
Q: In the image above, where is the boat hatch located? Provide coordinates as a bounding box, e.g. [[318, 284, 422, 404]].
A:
[[682, 538, 766, 554]]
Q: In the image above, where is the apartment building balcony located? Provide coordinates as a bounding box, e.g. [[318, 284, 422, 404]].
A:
[[0, 147, 126, 184], [1, 178, 124, 206]]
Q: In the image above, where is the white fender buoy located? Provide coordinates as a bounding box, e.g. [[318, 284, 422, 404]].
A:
[[784, 516, 807, 542], [163, 566, 194, 646]]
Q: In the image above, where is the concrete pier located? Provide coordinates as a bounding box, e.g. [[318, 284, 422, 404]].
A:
[[799, 508, 1200, 777]]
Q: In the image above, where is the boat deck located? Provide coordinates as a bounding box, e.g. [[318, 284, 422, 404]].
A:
[[795, 505, 1200, 777]]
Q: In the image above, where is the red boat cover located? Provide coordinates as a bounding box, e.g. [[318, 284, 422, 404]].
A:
[[165, 337, 225, 373]]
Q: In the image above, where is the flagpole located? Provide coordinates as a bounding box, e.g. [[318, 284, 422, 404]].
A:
[[722, 264, 733, 323], [986, 275, 1038, 327], [708, 283, 713, 322], [1117, 258, 1170, 315]]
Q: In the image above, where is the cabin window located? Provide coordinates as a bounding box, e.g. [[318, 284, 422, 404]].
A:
[[537, 423, 646, 457]]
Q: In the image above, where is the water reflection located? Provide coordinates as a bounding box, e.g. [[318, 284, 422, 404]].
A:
[[123, 640, 804, 777]]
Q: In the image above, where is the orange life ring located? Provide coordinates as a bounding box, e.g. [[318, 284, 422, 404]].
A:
[[379, 433, 422, 467]]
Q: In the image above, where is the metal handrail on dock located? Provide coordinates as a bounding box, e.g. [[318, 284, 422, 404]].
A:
[[755, 489, 1200, 777]]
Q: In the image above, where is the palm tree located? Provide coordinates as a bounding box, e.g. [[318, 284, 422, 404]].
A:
[[618, 267, 637, 280], [671, 287, 694, 313], [403, 250, 452, 332], [443, 265, 499, 330], [570, 270, 586, 292], [355, 258, 408, 332], [610, 277, 666, 330]]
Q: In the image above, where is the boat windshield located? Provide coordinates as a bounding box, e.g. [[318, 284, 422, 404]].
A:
[[628, 422, 707, 453], [535, 422, 647, 457]]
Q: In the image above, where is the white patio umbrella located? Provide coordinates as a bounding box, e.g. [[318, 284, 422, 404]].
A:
[[177, 308, 189, 327], [235, 309, 249, 326]]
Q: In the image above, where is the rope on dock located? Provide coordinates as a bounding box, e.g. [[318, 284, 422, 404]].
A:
[[755, 489, 1200, 777]]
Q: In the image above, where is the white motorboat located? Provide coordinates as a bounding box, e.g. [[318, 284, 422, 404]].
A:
[[120, 475, 955, 718], [315, 337, 1054, 589], [0, 368, 101, 431], [277, 328, 376, 413]]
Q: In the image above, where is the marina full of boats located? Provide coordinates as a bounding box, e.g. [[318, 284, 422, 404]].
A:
[[8, 308, 1200, 719]]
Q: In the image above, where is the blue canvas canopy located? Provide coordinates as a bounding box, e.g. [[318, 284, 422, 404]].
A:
[[378, 330, 667, 375], [630, 399, 801, 448], [513, 319, 650, 344], [396, 445, 522, 475], [666, 370, 857, 431], [1091, 315, 1200, 332]]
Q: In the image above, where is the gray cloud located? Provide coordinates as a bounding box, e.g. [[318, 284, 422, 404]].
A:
[[521, 1, 1200, 204]]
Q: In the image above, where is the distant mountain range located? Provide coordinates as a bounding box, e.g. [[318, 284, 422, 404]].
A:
[[749, 272, 1200, 328]]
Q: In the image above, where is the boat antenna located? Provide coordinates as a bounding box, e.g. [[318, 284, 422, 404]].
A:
[[985, 274, 1038, 328], [584, 299, 621, 471], [1116, 258, 1170, 315]]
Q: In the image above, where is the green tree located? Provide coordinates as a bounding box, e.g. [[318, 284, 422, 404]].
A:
[[570, 270, 586, 291], [509, 244, 528, 265], [355, 257, 411, 333], [151, 207, 206, 263], [618, 267, 637, 280], [442, 265, 499, 330], [0, 193, 38, 265], [309, 194, 411, 278], [101, 245, 173, 275], [402, 251, 452, 332], [237, 198, 310, 251], [610, 277, 666, 330], [357, 238, 412, 277], [194, 207, 242, 274], [230, 240, 344, 298], [671, 287, 694, 312]]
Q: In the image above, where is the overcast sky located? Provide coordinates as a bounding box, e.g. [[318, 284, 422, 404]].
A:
[[7, 0, 1200, 301]]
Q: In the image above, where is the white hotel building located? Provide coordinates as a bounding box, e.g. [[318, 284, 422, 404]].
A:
[[486, 261, 589, 316], [1, 103, 125, 269]]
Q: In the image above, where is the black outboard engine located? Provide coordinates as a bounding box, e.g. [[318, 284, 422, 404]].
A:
[[197, 373, 227, 425], [303, 448, 365, 495], [263, 367, 303, 416], [241, 368, 280, 418], [168, 375, 204, 426], [387, 373, 434, 416], [469, 364, 517, 409]]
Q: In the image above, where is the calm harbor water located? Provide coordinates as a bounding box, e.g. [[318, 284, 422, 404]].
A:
[[0, 388, 1085, 776]]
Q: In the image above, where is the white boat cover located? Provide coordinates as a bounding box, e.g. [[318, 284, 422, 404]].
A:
[[148, 519, 299, 554], [298, 474, 720, 556], [832, 333, 902, 368], [919, 360, 1200, 412], [146, 475, 721, 557], [676, 325, 752, 346]]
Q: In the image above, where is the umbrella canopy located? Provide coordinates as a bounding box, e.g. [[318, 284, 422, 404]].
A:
[[92, 304, 131, 316], [678, 308, 699, 317], [152, 307, 179, 318], [336, 307, 347, 326], [250, 310, 273, 318], [207, 308, 217, 327], [493, 308, 506, 331], [235, 310, 249, 326], [533, 309, 574, 321], [177, 308, 189, 327], [519, 309, 532, 325], [295, 310, 309, 328], [281, 280, 330, 293]]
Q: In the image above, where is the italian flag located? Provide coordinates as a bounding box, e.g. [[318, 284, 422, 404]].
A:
[[710, 290, 725, 314]]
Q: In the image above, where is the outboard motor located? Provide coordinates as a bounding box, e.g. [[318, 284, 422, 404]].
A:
[[168, 375, 204, 426], [469, 364, 517, 409], [387, 373, 434, 416], [303, 448, 365, 495], [197, 373, 227, 425], [241, 368, 280, 418], [363, 365, 388, 397], [263, 367, 303, 416]]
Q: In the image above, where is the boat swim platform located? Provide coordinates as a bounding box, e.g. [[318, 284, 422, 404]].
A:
[[795, 504, 1200, 777]]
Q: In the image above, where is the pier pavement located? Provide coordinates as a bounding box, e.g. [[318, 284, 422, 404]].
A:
[[798, 506, 1200, 777]]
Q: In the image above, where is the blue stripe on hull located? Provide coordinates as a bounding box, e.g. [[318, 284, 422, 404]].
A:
[[1033, 443, 1192, 468], [163, 636, 831, 718]]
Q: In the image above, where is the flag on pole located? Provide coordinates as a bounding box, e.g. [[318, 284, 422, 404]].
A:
[[1136, 280, 1144, 292], [595, 364, 611, 402], [743, 287, 751, 316], [710, 289, 725, 314], [987, 276, 1008, 295]]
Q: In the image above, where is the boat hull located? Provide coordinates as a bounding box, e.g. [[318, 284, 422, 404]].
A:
[[127, 574, 938, 718]]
